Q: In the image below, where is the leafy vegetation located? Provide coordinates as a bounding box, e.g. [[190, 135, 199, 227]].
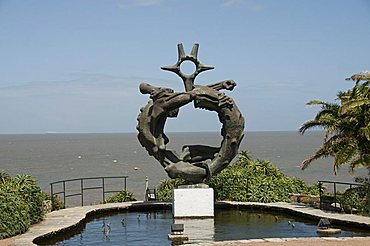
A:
[[103, 190, 136, 203], [337, 186, 369, 215], [156, 151, 320, 202], [332, 177, 370, 215], [209, 151, 320, 202], [300, 71, 370, 173], [0, 171, 45, 239], [156, 178, 185, 201], [41, 193, 65, 211]]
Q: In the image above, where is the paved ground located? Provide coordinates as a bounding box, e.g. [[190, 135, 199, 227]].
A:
[[1, 201, 370, 245], [193, 237, 370, 246], [3, 236, 370, 246]]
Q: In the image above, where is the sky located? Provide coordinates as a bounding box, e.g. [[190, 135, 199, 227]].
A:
[[0, 0, 370, 134]]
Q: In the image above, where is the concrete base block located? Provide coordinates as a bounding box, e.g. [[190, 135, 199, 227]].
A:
[[168, 234, 189, 242], [317, 228, 342, 235], [173, 187, 214, 218]]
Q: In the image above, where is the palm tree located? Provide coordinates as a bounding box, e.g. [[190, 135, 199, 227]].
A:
[[341, 72, 370, 115], [299, 71, 370, 174]]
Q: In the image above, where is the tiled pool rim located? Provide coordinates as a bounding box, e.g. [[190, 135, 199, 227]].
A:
[[7, 201, 370, 245]]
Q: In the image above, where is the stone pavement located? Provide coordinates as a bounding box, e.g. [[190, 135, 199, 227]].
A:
[[194, 237, 370, 246], [1, 201, 370, 245]]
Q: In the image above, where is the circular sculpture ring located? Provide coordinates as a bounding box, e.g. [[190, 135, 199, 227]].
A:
[[137, 44, 245, 184]]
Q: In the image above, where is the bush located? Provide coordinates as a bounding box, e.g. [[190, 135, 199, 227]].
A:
[[209, 151, 320, 202], [0, 170, 10, 184], [40, 193, 65, 211], [156, 178, 185, 201], [337, 186, 369, 215], [0, 171, 45, 239], [50, 195, 65, 211], [156, 151, 320, 202], [0, 186, 31, 239], [13, 175, 44, 224], [103, 190, 136, 203]]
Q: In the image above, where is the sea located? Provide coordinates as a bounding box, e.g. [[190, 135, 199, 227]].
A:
[[0, 131, 367, 204]]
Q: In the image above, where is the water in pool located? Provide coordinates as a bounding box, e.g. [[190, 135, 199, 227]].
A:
[[44, 209, 370, 245]]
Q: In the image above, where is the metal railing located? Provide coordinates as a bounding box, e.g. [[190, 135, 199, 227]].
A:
[[318, 180, 370, 215], [50, 176, 128, 207]]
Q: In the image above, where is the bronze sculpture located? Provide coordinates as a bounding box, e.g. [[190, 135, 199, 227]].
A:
[[137, 43, 245, 184]]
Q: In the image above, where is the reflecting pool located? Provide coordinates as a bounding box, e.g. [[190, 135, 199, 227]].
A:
[[40, 209, 370, 245]]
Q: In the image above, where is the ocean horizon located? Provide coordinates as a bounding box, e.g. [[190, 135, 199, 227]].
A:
[[1, 131, 367, 204]]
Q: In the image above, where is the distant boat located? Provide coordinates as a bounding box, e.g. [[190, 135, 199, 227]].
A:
[[46, 131, 58, 134]]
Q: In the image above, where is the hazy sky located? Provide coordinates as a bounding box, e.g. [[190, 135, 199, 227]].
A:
[[0, 0, 369, 134]]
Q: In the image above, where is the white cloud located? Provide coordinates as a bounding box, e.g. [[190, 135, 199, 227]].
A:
[[222, 0, 264, 11], [116, 0, 161, 8], [135, 0, 161, 6], [222, 0, 243, 6]]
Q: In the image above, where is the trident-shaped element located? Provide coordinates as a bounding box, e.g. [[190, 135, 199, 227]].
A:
[[161, 43, 214, 92]]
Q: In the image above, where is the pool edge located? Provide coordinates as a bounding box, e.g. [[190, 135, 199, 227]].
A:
[[8, 201, 370, 245]]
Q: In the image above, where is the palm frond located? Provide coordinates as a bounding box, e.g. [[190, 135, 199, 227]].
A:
[[299, 121, 325, 134], [339, 99, 369, 115], [301, 145, 333, 170], [359, 123, 370, 141], [314, 108, 339, 120], [334, 142, 357, 167], [345, 71, 370, 81], [349, 154, 370, 171], [306, 100, 327, 106], [323, 126, 336, 142]]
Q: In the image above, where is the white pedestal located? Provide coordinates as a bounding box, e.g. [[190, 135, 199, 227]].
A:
[[173, 187, 214, 218]]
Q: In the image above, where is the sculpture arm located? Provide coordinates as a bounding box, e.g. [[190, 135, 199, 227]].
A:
[[203, 80, 236, 91]]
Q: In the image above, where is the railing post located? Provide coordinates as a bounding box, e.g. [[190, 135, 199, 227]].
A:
[[63, 181, 66, 206], [334, 182, 337, 209], [350, 184, 353, 214], [246, 177, 248, 201], [368, 184, 370, 217], [102, 177, 105, 203], [124, 177, 127, 192], [319, 181, 323, 210], [50, 183, 53, 198], [81, 179, 84, 206]]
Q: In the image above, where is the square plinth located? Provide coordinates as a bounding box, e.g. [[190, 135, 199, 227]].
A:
[[173, 187, 214, 218]]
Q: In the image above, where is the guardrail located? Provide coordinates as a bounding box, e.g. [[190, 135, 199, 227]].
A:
[[50, 176, 128, 207], [318, 180, 370, 215]]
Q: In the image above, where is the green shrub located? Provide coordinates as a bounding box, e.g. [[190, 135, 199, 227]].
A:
[[40, 193, 65, 211], [338, 186, 369, 215], [50, 195, 65, 211], [156, 178, 185, 201], [0, 189, 30, 239], [156, 151, 320, 202], [0, 170, 11, 184], [0, 171, 45, 239], [209, 152, 320, 202], [103, 190, 136, 203], [12, 175, 44, 224]]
